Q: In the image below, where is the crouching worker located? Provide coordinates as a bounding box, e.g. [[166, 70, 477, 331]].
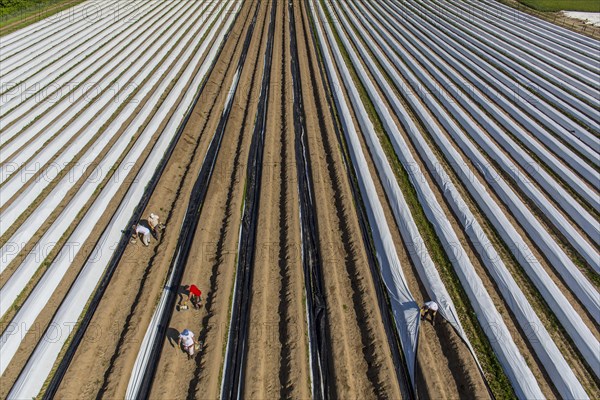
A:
[[188, 284, 202, 309], [147, 212, 163, 239], [420, 300, 438, 326], [132, 224, 151, 246], [178, 329, 199, 360]]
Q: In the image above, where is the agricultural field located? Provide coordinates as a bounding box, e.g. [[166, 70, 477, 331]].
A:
[[0, 0, 598, 399], [0, 0, 86, 34], [517, 0, 599, 12]]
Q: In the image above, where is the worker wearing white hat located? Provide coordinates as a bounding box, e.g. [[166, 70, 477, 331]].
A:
[[178, 329, 199, 360]]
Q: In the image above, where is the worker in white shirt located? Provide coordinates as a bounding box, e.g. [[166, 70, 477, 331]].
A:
[[132, 224, 151, 246], [147, 213, 162, 238], [420, 300, 439, 326], [178, 329, 199, 360]]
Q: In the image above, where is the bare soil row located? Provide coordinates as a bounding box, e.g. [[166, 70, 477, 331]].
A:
[[50, 2, 258, 398]]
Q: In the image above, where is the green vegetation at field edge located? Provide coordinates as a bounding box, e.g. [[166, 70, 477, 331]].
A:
[[0, 0, 86, 35], [517, 0, 600, 12], [318, 0, 517, 397]]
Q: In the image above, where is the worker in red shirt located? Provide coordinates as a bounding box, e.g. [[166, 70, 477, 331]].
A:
[[187, 284, 202, 309]]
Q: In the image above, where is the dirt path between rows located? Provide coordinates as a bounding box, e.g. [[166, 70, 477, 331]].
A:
[[0, 3, 232, 395], [0, 39, 204, 400], [0, 1, 195, 287], [148, 2, 270, 399], [294, 0, 405, 398], [341, 2, 599, 393], [418, 92, 600, 396], [0, 0, 185, 212], [242, 2, 310, 399], [309, 2, 491, 397], [51, 4, 254, 399], [372, 35, 598, 396]]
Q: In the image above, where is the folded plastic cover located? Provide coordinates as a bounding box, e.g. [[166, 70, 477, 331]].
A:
[[327, 0, 469, 339], [365, 0, 599, 378], [322, 1, 549, 398], [310, 1, 421, 387], [347, 0, 596, 394]]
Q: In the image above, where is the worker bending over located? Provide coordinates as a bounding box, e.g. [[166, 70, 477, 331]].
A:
[[187, 284, 202, 309], [132, 224, 151, 246], [420, 300, 438, 326], [147, 212, 163, 239]]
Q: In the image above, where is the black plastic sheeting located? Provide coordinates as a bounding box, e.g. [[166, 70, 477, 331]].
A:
[[41, 5, 251, 400], [301, 0, 415, 398], [220, 1, 275, 399], [288, 3, 332, 400], [41, 9, 244, 399], [128, 3, 262, 398]]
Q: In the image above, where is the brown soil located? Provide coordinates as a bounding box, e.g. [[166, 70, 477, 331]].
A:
[[426, 99, 600, 396], [352, 83, 489, 400], [5, 0, 595, 398], [0, 1, 189, 175], [0, 6, 238, 400], [0, 3, 192, 267], [294, 0, 405, 398], [373, 35, 599, 396], [55, 1, 415, 398], [310, 3, 490, 398], [0, 30, 205, 396], [365, 58, 560, 398], [347, 6, 599, 393], [241, 2, 310, 399], [147, 2, 269, 399], [51, 4, 255, 400], [0, 0, 214, 321]]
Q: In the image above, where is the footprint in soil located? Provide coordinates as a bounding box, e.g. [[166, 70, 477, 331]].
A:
[[167, 327, 180, 348]]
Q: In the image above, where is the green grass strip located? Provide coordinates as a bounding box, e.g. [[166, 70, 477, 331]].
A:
[[320, 1, 516, 397], [517, 0, 600, 12], [0, 0, 87, 35]]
